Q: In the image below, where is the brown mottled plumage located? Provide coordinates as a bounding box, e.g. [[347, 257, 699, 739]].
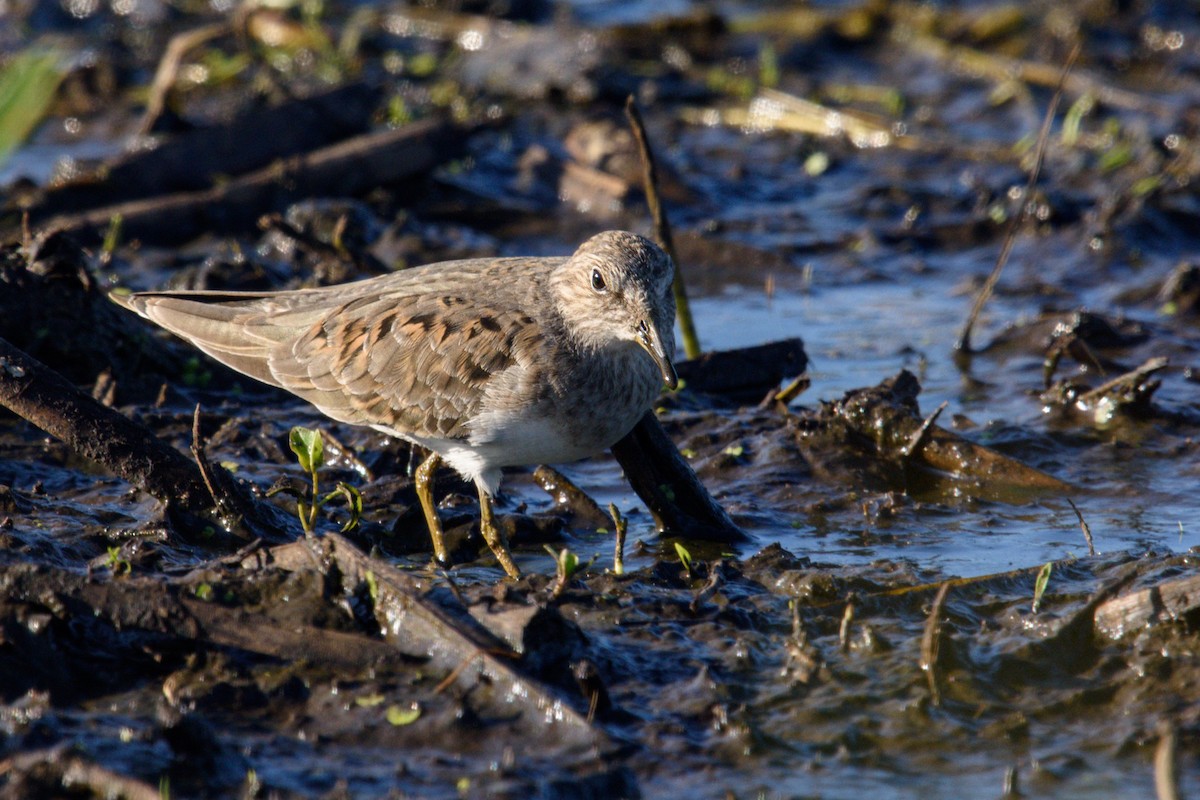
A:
[[111, 230, 678, 577]]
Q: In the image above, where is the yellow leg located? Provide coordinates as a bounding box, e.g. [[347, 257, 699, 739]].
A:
[[477, 485, 521, 579], [414, 451, 451, 567]]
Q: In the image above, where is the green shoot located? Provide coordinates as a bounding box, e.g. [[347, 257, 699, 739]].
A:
[[674, 541, 693, 576], [284, 426, 362, 535], [105, 546, 131, 576], [99, 214, 124, 268], [1032, 561, 1053, 613], [545, 545, 595, 599]]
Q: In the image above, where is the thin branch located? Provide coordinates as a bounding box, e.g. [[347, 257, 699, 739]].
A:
[[1066, 498, 1096, 557], [625, 95, 702, 360], [955, 40, 1082, 356], [901, 400, 949, 460], [920, 582, 952, 707], [1155, 719, 1181, 800]]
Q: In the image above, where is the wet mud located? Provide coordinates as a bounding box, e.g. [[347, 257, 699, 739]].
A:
[[3, 1, 1200, 797]]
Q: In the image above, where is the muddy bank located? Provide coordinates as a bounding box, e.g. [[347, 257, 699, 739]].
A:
[[3, 0, 1200, 797]]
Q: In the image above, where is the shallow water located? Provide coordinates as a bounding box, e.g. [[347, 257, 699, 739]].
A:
[[689, 275, 1199, 577]]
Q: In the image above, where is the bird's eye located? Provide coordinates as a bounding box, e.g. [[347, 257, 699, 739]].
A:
[[591, 268, 607, 293]]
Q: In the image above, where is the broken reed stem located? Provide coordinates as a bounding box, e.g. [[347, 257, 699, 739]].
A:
[[1003, 765, 1019, 797], [838, 600, 854, 652], [609, 502, 627, 575], [136, 21, 231, 137], [920, 582, 951, 707], [1066, 498, 1096, 557], [1076, 356, 1169, 405], [955, 40, 1082, 356], [190, 403, 224, 510], [1155, 719, 1181, 800], [901, 400, 948, 460], [625, 95, 702, 360]]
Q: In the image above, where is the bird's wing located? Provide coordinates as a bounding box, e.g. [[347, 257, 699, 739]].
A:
[[112, 284, 548, 440], [272, 291, 547, 439]]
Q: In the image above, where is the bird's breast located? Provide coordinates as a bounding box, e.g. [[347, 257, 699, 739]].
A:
[[467, 340, 663, 469]]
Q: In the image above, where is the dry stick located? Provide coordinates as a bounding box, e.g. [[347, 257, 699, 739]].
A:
[[1075, 356, 1169, 406], [1066, 498, 1096, 557], [955, 41, 1082, 356], [0, 747, 161, 800], [772, 373, 810, 406], [41, 117, 471, 245], [838, 600, 854, 652], [0, 338, 287, 538], [0, 337, 211, 510], [135, 21, 231, 137], [625, 95, 702, 360], [1003, 766, 1020, 797], [1155, 719, 1181, 800], [920, 582, 952, 707], [609, 502, 628, 575], [1094, 570, 1200, 639], [900, 400, 949, 460], [901, 30, 1174, 119], [190, 404, 261, 539], [689, 563, 724, 614]]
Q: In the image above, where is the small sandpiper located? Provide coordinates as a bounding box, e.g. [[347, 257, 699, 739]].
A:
[[112, 230, 678, 577]]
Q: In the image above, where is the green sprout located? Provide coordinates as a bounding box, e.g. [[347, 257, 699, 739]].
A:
[[1032, 561, 1053, 613], [674, 542, 693, 576], [545, 545, 595, 600], [105, 546, 131, 576], [273, 426, 363, 535], [99, 213, 124, 268]]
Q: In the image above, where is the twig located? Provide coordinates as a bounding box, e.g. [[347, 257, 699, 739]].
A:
[[1066, 498, 1096, 557], [135, 22, 231, 137], [0, 747, 161, 800], [1003, 766, 1020, 797], [759, 372, 810, 411], [838, 600, 854, 652], [900, 400, 948, 460], [900, 30, 1174, 119], [609, 502, 628, 575], [189, 404, 261, 541], [190, 404, 225, 510], [625, 95, 701, 360], [920, 582, 951, 707], [0, 336, 211, 510], [41, 117, 475, 245], [689, 561, 724, 614], [955, 41, 1082, 356], [1075, 356, 1169, 406], [1155, 719, 1181, 800]]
